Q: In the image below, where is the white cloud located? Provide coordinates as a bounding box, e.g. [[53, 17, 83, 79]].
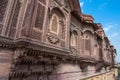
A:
[[108, 33, 119, 39], [80, 2, 84, 7], [111, 33, 118, 37], [104, 25, 113, 32]]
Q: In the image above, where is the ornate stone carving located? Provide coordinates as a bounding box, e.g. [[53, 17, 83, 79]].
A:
[[70, 47, 77, 54], [48, 36, 59, 44]]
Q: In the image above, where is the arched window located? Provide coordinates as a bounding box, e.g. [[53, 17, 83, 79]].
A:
[[70, 31, 78, 47], [50, 14, 59, 34], [83, 31, 93, 55]]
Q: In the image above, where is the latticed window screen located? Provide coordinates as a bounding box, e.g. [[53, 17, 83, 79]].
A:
[[0, 0, 8, 22], [50, 14, 59, 34]]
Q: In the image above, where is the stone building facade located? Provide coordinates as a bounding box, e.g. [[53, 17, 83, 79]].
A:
[[0, 0, 116, 80]]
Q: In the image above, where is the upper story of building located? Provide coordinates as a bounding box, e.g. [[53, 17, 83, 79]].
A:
[[0, 0, 116, 67]]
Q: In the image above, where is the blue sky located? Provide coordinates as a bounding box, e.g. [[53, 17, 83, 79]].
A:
[[79, 0, 120, 62]]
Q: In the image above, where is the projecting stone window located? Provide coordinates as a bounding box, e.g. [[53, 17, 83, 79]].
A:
[[0, 0, 8, 22], [50, 14, 59, 34]]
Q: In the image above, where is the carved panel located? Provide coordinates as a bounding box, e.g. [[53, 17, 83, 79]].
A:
[[10, 0, 21, 28], [35, 3, 45, 30], [0, 0, 8, 22], [30, 30, 42, 41], [21, 0, 36, 37], [9, 0, 21, 38]]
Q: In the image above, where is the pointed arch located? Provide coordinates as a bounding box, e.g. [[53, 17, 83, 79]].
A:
[[50, 7, 66, 35]]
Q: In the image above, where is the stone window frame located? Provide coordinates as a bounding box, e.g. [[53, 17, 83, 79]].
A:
[[83, 31, 93, 55], [50, 13, 59, 35], [33, 0, 46, 30], [70, 30, 78, 47]]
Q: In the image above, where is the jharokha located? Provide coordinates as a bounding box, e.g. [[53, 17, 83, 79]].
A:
[[0, 0, 116, 80]]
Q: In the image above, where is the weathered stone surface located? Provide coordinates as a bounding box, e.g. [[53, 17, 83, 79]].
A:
[[0, 0, 116, 80]]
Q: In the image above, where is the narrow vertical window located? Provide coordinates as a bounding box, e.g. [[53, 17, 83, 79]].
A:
[[35, 3, 45, 30]]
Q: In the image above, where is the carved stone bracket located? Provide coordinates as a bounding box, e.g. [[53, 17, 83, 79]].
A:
[[48, 36, 59, 44], [70, 47, 77, 54], [50, 1, 59, 9]]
